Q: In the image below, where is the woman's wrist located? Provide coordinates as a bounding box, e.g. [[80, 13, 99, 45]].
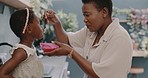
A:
[[52, 20, 59, 25], [52, 20, 61, 27], [68, 49, 74, 58]]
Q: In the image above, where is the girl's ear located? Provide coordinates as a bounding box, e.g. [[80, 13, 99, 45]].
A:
[[26, 25, 32, 34], [102, 7, 108, 18]]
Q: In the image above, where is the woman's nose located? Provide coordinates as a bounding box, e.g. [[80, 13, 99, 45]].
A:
[[84, 18, 88, 23]]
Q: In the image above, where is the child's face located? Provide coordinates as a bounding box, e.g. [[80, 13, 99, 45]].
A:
[[30, 15, 44, 40]]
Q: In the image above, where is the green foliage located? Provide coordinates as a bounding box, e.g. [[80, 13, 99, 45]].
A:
[[57, 10, 78, 32], [30, 0, 78, 32]]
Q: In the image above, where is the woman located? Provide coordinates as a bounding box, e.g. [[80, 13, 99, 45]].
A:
[[44, 0, 133, 78]]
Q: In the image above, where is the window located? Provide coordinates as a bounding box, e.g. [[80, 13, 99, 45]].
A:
[[9, 7, 15, 14], [0, 3, 5, 14]]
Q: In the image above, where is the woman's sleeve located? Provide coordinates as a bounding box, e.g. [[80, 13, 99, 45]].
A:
[[68, 27, 87, 49], [92, 35, 133, 78]]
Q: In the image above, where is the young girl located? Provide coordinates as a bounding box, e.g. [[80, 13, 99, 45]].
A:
[[0, 8, 44, 78]]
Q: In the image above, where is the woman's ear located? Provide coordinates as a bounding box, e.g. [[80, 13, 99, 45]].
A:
[[102, 7, 108, 18]]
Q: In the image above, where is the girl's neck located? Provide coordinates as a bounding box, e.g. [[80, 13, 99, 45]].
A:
[[19, 39, 34, 48]]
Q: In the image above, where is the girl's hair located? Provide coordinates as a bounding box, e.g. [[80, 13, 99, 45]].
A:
[[81, 0, 113, 16], [9, 8, 35, 38]]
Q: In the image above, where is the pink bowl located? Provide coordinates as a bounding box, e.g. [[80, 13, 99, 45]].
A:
[[40, 43, 59, 52]]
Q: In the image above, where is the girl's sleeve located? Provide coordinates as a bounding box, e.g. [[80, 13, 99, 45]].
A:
[[10, 46, 32, 58]]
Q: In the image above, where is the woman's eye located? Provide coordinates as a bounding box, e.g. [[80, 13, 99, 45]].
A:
[[83, 13, 90, 17]]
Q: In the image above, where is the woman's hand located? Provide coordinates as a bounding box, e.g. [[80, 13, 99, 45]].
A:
[[43, 41, 73, 56], [43, 10, 60, 26]]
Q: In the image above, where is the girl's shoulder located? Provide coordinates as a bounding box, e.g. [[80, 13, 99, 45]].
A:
[[11, 48, 28, 61], [10, 44, 36, 58]]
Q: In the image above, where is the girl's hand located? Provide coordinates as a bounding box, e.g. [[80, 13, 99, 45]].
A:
[[43, 10, 60, 26], [43, 41, 73, 56]]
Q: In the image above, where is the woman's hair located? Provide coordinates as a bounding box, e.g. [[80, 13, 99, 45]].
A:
[[9, 9, 35, 38], [82, 0, 113, 16]]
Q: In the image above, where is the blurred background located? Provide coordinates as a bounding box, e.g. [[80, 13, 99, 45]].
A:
[[0, 0, 148, 78]]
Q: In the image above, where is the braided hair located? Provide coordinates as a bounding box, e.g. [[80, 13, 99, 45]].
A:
[[9, 9, 34, 38]]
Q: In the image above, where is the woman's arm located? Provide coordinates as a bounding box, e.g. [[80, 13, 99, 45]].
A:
[[45, 10, 69, 44], [0, 48, 27, 78], [44, 41, 100, 78]]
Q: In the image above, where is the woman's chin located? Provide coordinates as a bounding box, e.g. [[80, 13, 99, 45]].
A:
[[88, 29, 94, 32]]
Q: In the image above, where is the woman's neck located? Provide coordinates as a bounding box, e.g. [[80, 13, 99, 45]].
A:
[[98, 18, 112, 36], [94, 18, 112, 45]]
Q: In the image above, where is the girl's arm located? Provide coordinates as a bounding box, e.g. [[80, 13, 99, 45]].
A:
[[0, 48, 27, 78]]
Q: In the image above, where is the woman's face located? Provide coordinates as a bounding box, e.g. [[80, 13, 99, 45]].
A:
[[82, 3, 105, 32], [30, 15, 44, 40]]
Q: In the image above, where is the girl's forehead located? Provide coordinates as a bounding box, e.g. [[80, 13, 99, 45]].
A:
[[33, 15, 39, 22]]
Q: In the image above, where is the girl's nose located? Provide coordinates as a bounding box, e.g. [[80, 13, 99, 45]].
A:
[[43, 28, 46, 34], [40, 25, 46, 34]]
